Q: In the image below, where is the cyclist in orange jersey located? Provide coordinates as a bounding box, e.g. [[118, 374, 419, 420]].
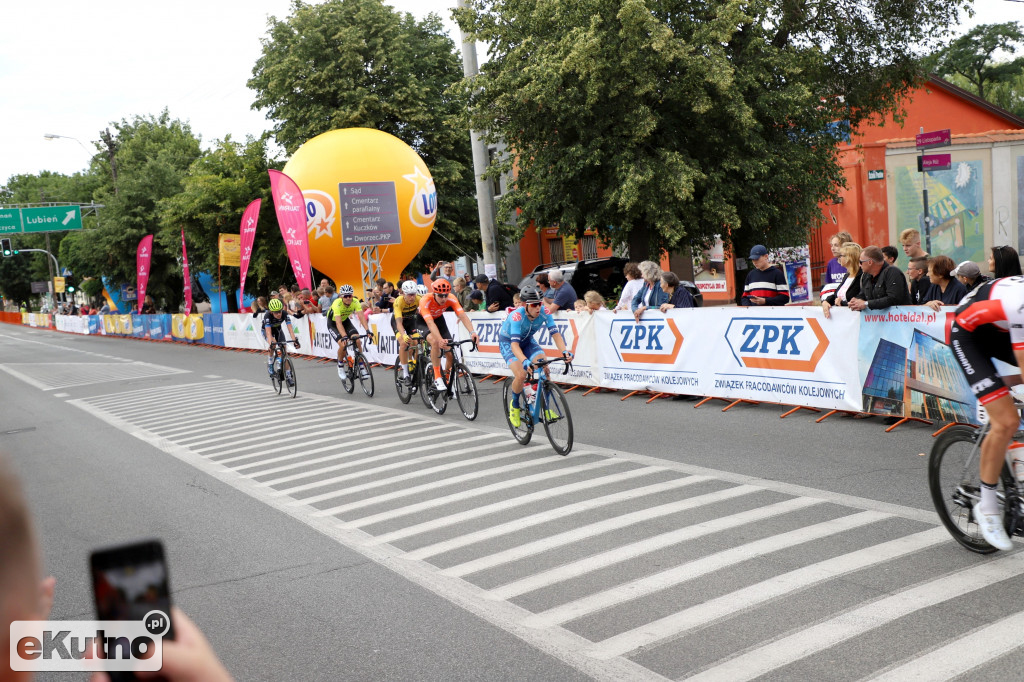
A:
[[418, 279, 479, 391]]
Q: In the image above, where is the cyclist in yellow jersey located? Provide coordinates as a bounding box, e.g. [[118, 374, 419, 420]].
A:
[[327, 284, 369, 378], [392, 280, 427, 383]]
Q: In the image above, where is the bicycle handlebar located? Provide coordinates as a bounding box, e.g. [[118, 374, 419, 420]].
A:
[[530, 355, 573, 375]]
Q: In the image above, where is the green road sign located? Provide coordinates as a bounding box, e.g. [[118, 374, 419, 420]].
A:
[[0, 209, 21, 234], [21, 206, 82, 232]]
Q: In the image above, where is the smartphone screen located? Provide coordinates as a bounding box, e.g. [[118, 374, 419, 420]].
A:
[[91, 540, 175, 639]]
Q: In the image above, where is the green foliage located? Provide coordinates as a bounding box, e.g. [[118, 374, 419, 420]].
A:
[[458, 0, 970, 259], [925, 22, 1024, 101], [158, 136, 285, 301], [248, 0, 484, 270], [64, 110, 203, 309]]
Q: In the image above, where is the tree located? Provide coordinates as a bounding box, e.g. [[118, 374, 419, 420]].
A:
[[248, 0, 483, 270], [158, 136, 285, 305], [61, 110, 203, 310], [458, 0, 971, 259], [926, 22, 1024, 101]]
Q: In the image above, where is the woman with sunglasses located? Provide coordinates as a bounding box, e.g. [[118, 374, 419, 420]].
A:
[[498, 286, 573, 428]]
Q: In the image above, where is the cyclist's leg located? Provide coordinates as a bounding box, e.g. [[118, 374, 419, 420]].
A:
[[342, 319, 358, 360], [329, 322, 345, 366], [430, 318, 452, 384]]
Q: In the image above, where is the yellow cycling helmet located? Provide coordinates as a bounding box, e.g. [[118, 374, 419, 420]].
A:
[[268, 298, 284, 312]]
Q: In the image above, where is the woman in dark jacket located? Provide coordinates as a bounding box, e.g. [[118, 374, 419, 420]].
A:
[[821, 242, 862, 319], [990, 245, 1023, 278], [923, 255, 968, 310], [658, 271, 696, 311]]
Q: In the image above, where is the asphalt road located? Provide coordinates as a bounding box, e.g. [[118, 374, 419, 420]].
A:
[[2, 322, 1023, 681]]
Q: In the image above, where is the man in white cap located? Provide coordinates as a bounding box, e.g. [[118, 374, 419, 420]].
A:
[[952, 260, 988, 295]]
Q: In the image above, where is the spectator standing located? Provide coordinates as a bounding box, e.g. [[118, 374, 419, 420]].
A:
[[454, 277, 471, 310], [378, 282, 395, 312], [547, 269, 578, 313], [899, 229, 928, 260], [821, 243, 862, 318], [534, 272, 553, 302], [631, 261, 666, 319], [473, 273, 514, 312], [318, 285, 336, 311], [615, 261, 644, 311], [584, 290, 607, 312], [907, 256, 930, 305], [922, 255, 969, 310], [430, 261, 456, 283], [822, 231, 852, 299], [740, 245, 789, 306], [658, 271, 696, 311], [848, 246, 910, 311], [990, 245, 1023, 278], [251, 296, 268, 318], [952, 261, 989, 295], [881, 245, 899, 265], [141, 296, 156, 314]]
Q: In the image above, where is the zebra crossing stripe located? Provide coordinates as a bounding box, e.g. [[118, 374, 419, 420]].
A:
[[682, 538, 1024, 682]]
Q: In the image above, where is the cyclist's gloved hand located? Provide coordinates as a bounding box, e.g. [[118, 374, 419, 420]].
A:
[[563, 350, 574, 360], [294, 340, 301, 349], [521, 358, 531, 372]]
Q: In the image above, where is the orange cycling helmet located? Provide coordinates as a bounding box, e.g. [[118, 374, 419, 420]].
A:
[[432, 280, 451, 295]]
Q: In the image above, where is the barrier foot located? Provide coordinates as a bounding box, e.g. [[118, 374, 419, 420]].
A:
[[620, 390, 647, 401], [694, 396, 732, 409], [646, 392, 673, 404], [722, 399, 758, 412], [932, 421, 979, 437], [884, 416, 934, 433], [814, 409, 858, 423], [780, 405, 821, 419], [561, 384, 580, 393], [583, 386, 617, 397], [478, 374, 499, 383]]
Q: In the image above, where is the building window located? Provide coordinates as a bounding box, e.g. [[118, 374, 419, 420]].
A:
[[580, 235, 598, 260], [548, 239, 565, 264]]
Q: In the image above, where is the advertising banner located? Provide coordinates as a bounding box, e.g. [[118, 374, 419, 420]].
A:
[[268, 170, 313, 290], [136, 235, 153, 314], [857, 306, 976, 422], [222, 313, 267, 351], [238, 199, 261, 309], [218, 233, 241, 267], [182, 228, 192, 316]]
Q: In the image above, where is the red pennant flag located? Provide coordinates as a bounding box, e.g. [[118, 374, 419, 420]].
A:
[[181, 228, 192, 316], [268, 170, 312, 290], [238, 199, 261, 309], [136, 235, 153, 314]]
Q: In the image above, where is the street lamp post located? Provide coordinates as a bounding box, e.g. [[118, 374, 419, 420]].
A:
[[43, 133, 91, 156]]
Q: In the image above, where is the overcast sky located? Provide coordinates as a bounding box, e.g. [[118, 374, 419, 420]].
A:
[[0, 0, 1017, 189]]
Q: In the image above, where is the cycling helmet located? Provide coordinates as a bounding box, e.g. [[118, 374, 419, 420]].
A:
[[416, 284, 429, 295], [268, 298, 284, 312], [520, 286, 543, 304], [401, 280, 418, 295], [338, 284, 355, 296], [432, 279, 451, 295]]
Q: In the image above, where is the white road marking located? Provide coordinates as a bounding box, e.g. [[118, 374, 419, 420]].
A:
[[525, 510, 889, 628], [492, 496, 822, 599], [439, 485, 761, 578], [684, 547, 1024, 682], [589, 527, 951, 660]]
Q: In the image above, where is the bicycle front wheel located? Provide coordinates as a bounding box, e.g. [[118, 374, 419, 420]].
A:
[[283, 358, 298, 398], [424, 360, 448, 415], [502, 377, 532, 445], [355, 354, 375, 397], [271, 358, 283, 394], [539, 381, 573, 455], [928, 425, 1011, 554], [453, 362, 479, 421], [395, 362, 413, 404]]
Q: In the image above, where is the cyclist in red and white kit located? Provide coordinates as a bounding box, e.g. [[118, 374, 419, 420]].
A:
[[950, 276, 1024, 550]]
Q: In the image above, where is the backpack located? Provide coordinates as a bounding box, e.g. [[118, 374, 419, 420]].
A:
[[502, 282, 520, 298]]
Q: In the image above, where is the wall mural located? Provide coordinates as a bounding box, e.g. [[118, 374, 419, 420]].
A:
[[890, 160, 985, 268]]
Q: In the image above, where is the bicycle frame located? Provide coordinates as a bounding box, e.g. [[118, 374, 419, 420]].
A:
[[524, 358, 570, 423]]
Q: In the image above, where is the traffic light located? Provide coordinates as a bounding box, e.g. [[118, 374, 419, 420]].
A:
[[1, 238, 11, 257]]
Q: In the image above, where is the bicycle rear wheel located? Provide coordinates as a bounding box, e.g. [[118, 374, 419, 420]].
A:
[[340, 356, 355, 394], [502, 377, 532, 445], [355, 353, 375, 397], [283, 358, 298, 398], [394, 362, 413, 404], [424, 360, 448, 415], [453, 362, 479, 421], [928, 426, 1011, 554], [539, 381, 573, 455]]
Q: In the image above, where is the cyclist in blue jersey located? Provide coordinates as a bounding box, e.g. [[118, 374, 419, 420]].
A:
[[499, 286, 573, 427]]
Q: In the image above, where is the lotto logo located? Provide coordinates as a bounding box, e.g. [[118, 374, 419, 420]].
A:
[[724, 317, 829, 372]]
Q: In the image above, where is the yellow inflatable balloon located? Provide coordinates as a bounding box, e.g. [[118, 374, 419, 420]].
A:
[[282, 128, 437, 291]]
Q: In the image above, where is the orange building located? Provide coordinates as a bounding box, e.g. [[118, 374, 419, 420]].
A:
[[816, 76, 1024, 279]]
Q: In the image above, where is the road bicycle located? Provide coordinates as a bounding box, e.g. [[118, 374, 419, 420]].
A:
[[337, 333, 375, 397], [394, 329, 426, 405], [929, 401, 1024, 553], [422, 338, 479, 420], [267, 340, 298, 398], [501, 356, 574, 455]]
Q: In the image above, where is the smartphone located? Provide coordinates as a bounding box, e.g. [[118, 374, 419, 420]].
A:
[[91, 540, 175, 680]]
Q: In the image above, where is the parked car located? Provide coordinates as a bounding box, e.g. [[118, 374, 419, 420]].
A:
[[517, 257, 703, 308]]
